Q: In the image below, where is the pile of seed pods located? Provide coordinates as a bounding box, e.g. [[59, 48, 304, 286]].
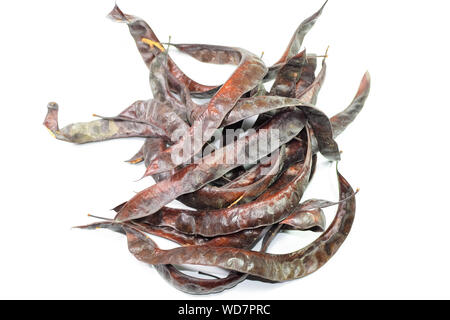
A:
[[44, 2, 370, 294]]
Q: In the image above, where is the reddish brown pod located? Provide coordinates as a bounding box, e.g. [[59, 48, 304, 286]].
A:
[[45, 0, 370, 294]]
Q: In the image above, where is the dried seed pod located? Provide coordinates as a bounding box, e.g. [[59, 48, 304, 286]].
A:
[[331, 72, 371, 137], [43, 103, 167, 144], [139, 126, 312, 236], [143, 47, 268, 176], [177, 147, 285, 209], [123, 168, 355, 282], [93, 100, 189, 143], [107, 4, 217, 94], [280, 208, 326, 232], [114, 110, 306, 222], [270, 51, 306, 97]]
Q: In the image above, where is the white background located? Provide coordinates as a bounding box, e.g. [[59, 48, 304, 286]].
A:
[[1, 0, 449, 299]]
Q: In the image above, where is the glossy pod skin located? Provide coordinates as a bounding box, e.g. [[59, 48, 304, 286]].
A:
[[107, 5, 217, 94], [295, 56, 317, 97], [129, 224, 276, 295], [123, 168, 355, 282], [177, 148, 285, 209], [270, 51, 306, 98], [182, 70, 369, 210], [177, 142, 293, 209], [139, 127, 312, 237], [264, 1, 327, 82], [94, 99, 189, 143], [148, 53, 190, 121], [43, 102, 167, 144], [147, 222, 282, 295], [281, 208, 326, 232], [331, 72, 371, 137], [144, 46, 268, 176], [45, 0, 369, 294], [114, 109, 306, 222], [297, 59, 326, 103], [186, 1, 328, 98], [77, 220, 267, 248], [175, 67, 369, 210], [168, 138, 308, 210], [171, 44, 243, 66], [273, 1, 327, 68], [78, 221, 271, 295]]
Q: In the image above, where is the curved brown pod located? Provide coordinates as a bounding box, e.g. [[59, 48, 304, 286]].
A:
[[144, 47, 268, 176], [300, 104, 340, 161], [43, 102, 167, 144], [331, 72, 371, 137], [177, 148, 284, 209], [114, 110, 306, 222], [140, 127, 312, 237], [77, 220, 267, 248], [171, 44, 243, 66], [187, 72, 366, 210], [107, 5, 217, 94], [78, 221, 272, 295], [124, 168, 355, 282], [148, 53, 190, 121], [297, 59, 327, 104], [295, 56, 317, 97], [94, 99, 189, 144], [270, 51, 306, 98], [222, 96, 303, 126], [178, 134, 308, 210], [266, 1, 327, 81], [280, 208, 326, 232], [149, 223, 277, 295]]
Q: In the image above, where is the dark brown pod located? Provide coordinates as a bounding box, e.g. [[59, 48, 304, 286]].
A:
[[114, 110, 306, 222], [123, 167, 355, 282]]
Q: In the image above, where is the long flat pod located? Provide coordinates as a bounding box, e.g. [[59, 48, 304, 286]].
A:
[[265, 1, 327, 81], [178, 131, 308, 210], [243, 72, 367, 165], [130, 225, 275, 295], [144, 47, 267, 176], [228, 90, 339, 161], [280, 188, 359, 232], [79, 221, 267, 295], [139, 223, 279, 295], [114, 109, 306, 222], [295, 56, 317, 97], [97, 54, 191, 132], [79, 220, 276, 294], [186, 95, 340, 161], [212, 75, 369, 191], [95, 100, 189, 143], [130, 95, 303, 128], [124, 168, 355, 282], [43, 103, 167, 144], [148, 53, 190, 121], [173, 137, 308, 210], [280, 208, 326, 232], [78, 220, 266, 248], [296, 59, 327, 104], [331, 72, 371, 137], [270, 51, 306, 97], [300, 104, 340, 161], [107, 5, 216, 94], [177, 148, 284, 209], [170, 44, 243, 66], [140, 127, 312, 237]]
